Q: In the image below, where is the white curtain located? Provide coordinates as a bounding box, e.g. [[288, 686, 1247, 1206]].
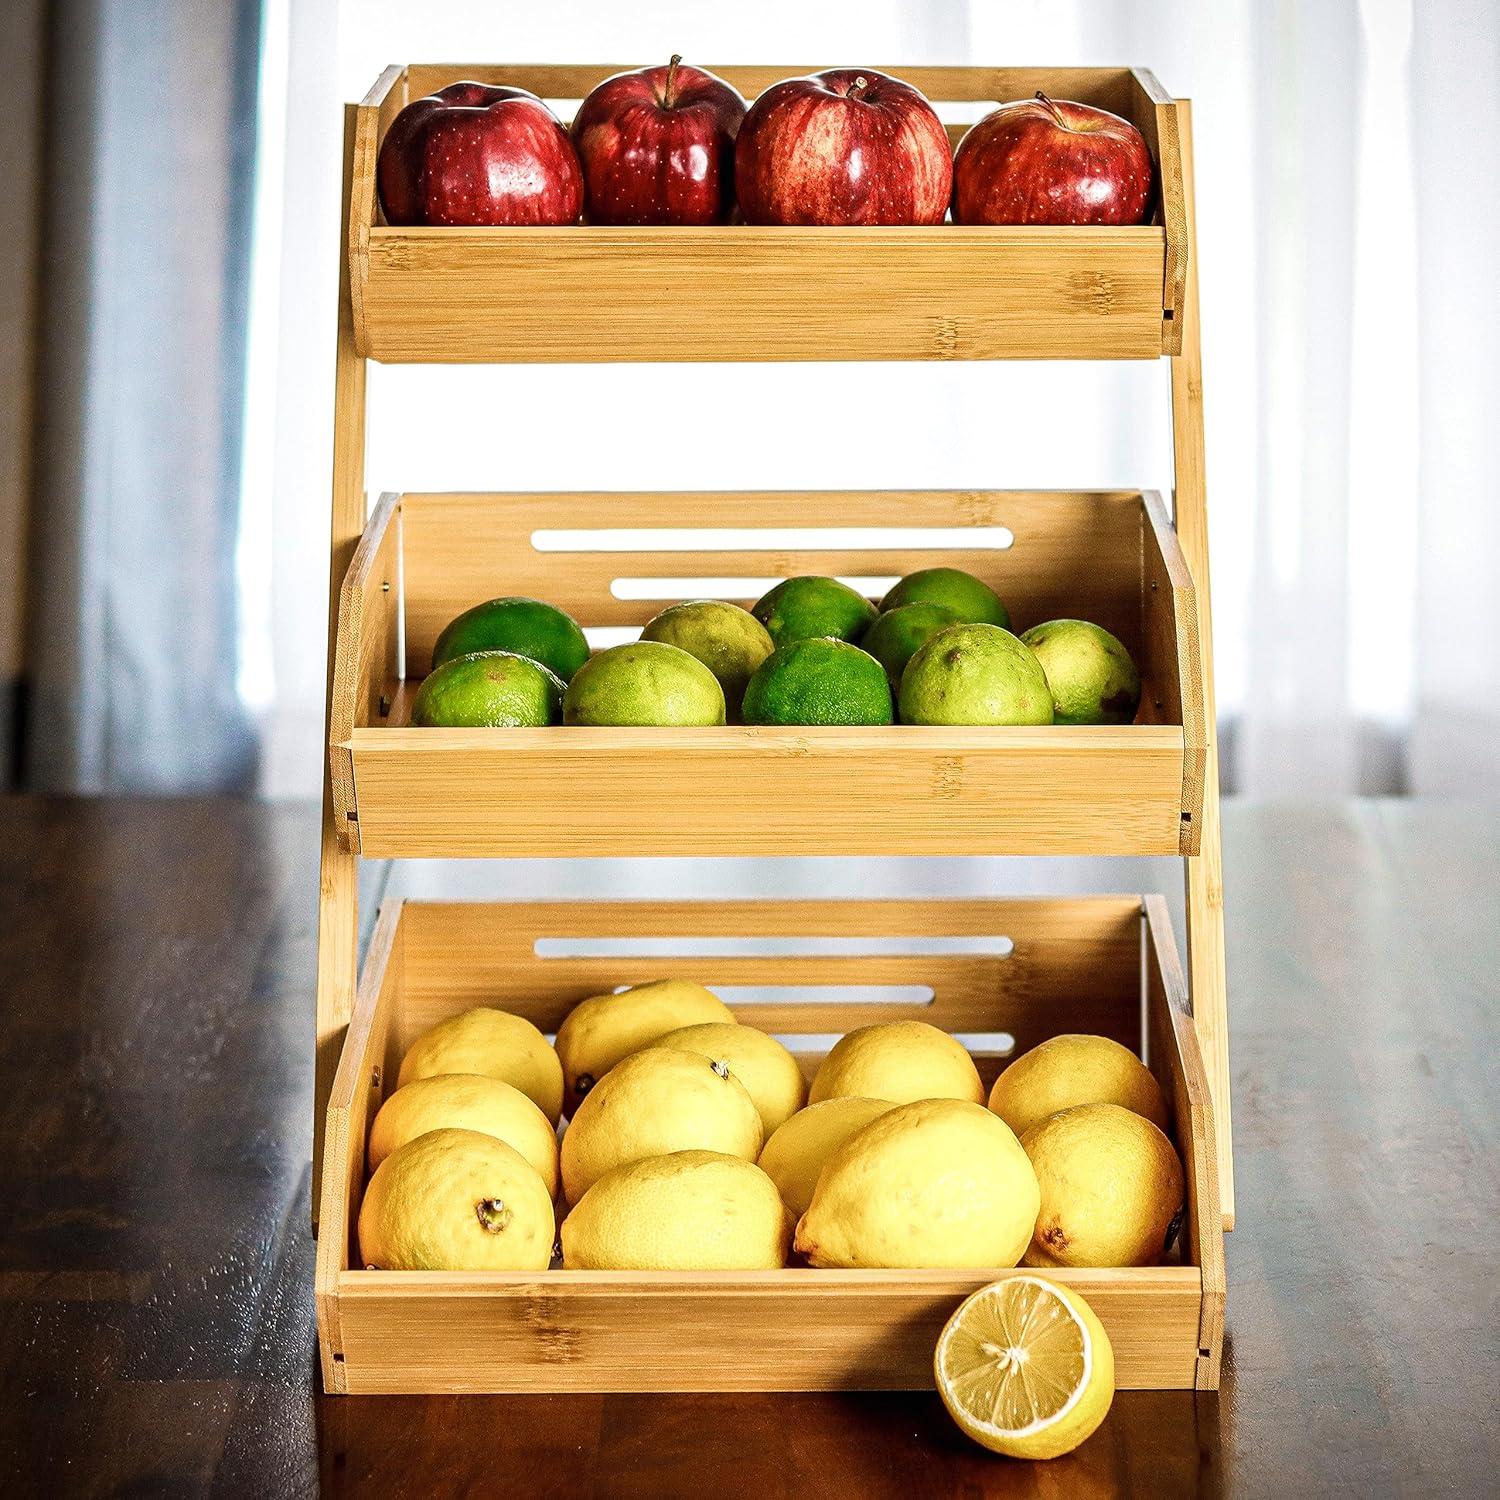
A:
[[243, 0, 1500, 799], [28, 0, 264, 791]]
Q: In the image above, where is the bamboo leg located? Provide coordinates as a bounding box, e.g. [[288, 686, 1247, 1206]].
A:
[[313, 104, 369, 1229], [1169, 103, 1234, 1229]]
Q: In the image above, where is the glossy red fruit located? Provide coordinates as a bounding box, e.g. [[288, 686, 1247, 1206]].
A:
[[735, 68, 952, 226], [571, 55, 747, 225], [952, 93, 1153, 226], [377, 81, 583, 227]]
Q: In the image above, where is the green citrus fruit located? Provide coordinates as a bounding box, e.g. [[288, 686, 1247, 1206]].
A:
[[1021, 620, 1141, 725], [751, 577, 878, 649], [881, 568, 1011, 629], [741, 638, 894, 726], [898, 624, 1054, 726], [861, 602, 964, 690], [639, 601, 775, 718], [432, 596, 591, 681], [563, 641, 726, 726], [410, 651, 564, 727]]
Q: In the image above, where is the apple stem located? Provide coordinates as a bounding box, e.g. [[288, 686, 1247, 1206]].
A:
[[664, 53, 682, 108], [1034, 91, 1070, 129], [851, 74, 870, 98]]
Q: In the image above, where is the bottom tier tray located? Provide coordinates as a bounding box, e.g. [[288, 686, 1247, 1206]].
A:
[[316, 894, 1224, 1395]]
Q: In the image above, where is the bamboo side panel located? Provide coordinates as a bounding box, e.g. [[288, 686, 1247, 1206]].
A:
[[1141, 491, 1207, 854], [351, 65, 1187, 364], [332, 1268, 1205, 1393], [1145, 896, 1225, 1390], [329, 492, 400, 840], [359, 228, 1170, 364], [1169, 103, 1234, 1227], [316, 905, 402, 1394], [313, 102, 374, 1231], [315, 895, 1223, 1394], [347, 725, 1188, 858]]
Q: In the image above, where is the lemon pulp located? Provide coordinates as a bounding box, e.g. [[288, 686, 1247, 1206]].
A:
[[935, 1275, 1113, 1460]]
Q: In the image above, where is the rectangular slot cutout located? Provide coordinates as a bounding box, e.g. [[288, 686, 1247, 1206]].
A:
[[953, 1031, 1019, 1056], [609, 575, 900, 601], [772, 1029, 1016, 1056], [532, 526, 1015, 554], [608, 983, 936, 1008], [537, 936, 1016, 959], [712, 983, 935, 1008]]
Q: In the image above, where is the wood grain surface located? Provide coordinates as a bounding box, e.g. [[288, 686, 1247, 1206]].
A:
[[315, 895, 1217, 1394], [350, 67, 1185, 363], [1168, 103, 1233, 1223], [331, 487, 1204, 861], [1, 797, 1495, 1496]]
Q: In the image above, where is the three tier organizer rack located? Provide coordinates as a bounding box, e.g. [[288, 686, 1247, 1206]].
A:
[[313, 63, 1232, 1397]]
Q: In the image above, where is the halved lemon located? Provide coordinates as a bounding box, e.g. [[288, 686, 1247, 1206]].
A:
[[934, 1275, 1115, 1460]]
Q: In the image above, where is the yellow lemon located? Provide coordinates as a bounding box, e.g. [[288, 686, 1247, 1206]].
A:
[[396, 1007, 564, 1124], [561, 1150, 793, 1270], [935, 1275, 1115, 1460], [989, 1034, 1168, 1139], [559, 1047, 763, 1205], [808, 1020, 983, 1107], [757, 1096, 898, 1217], [653, 1022, 808, 1136], [357, 1128, 554, 1272], [366, 1074, 560, 1197], [555, 978, 735, 1116], [1022, 1103, 1185, 1268], [794, 1099, 1038, 1268]]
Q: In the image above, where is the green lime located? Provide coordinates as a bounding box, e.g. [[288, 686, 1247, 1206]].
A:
[[741, 638, 894, 726], [639, 600, 775, 718], [1021, 619, 1141, 725], [881, 567, 1011, 629], [563, 641, 726, 726], [861, 602, 963, 690], [751, 576, 878, 649], [432, 596, 590, 681], [410, 651, 564, 727], [898, 623, 1053, 725]]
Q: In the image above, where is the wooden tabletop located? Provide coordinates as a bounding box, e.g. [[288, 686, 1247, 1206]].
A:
[[0, 797, 1495, 1497]]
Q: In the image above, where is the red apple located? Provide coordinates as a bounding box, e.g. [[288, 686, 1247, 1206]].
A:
[[735, 68, 952, 226], [377, 81, 583, 227], [952, 94, 1153, 226], [570, 55, 747, 225]]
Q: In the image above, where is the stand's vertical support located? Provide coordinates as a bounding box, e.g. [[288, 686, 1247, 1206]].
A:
[[1169, 102, 1233, 1229], [313, 105, 369, 1227]]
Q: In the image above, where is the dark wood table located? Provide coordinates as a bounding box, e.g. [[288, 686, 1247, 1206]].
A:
[[0, 797, 1495, 1497]]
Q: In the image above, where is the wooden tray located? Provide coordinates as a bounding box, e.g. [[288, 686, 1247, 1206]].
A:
[[328, 487, 1206, 860], [315, 893, 1224, 1394], [350, 65, 1187, 363]]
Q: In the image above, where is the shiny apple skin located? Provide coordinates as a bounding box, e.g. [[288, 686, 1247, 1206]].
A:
[[735, 68, 952, 226], [952, 97, 1153, 226], [377, 81, 583, 227], [571, 60, 747, 225]]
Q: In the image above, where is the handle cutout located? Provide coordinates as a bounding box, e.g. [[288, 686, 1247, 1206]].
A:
[[609, 575, 900, 601], [710, 984, 935, 1008], [775, 1028, 1016, 1056], [533, 525, 1015, 554], [535, 936, 1015, 959]]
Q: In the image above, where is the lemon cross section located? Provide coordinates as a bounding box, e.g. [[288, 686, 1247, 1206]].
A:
[[934, 1275, 1115, 1461]]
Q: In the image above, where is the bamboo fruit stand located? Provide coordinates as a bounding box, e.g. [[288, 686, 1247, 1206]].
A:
[[312, 64, 1232, 1396]]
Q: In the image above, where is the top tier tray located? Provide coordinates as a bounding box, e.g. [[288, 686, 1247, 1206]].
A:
[[350, 64, 1188, 364]]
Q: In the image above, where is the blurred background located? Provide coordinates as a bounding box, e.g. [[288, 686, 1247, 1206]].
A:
[[1, 0, 1497, 802]]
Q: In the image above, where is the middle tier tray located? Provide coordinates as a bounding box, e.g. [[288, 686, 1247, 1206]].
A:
[[331, 488, 1206, 858]]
